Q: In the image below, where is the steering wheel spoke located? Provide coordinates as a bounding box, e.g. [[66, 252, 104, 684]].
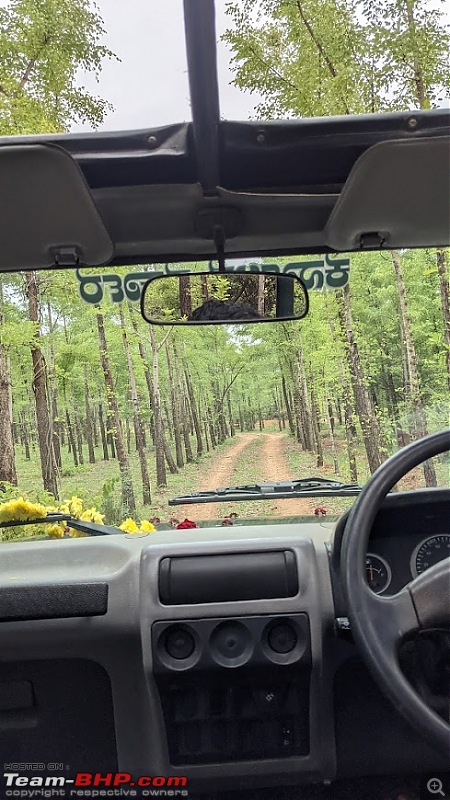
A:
[[409, 559, 450, 629], [364, 586, 420, 651]]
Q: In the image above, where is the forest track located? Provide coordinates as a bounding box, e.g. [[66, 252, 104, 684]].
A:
[[259, 432, 320, 517], [174, 432, 260, 520]]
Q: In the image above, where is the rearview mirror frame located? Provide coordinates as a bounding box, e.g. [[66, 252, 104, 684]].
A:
[[140, 269, 309, 326]]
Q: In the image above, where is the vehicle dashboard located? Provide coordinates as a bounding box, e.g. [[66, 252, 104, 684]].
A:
[[332, 489, 450, 597], [0, 489, 448, 794]]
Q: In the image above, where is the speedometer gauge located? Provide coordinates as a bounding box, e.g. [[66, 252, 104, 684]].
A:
[[411, 534, 450, 577], [365, 554, 392, 594]]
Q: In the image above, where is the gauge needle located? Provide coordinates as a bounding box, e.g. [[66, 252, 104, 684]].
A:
[[369, 566, 374, 582]]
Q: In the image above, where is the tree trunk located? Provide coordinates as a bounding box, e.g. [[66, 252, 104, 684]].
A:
[[403, 0, 426, 108], [282, 376, 295, 436], [25, 272, 59, 498], [257, 274, 265, 316], [179, 276, 192, 318], [107, 410, 116, 459], [325, 301, 358, 482], [343, 381, 358, 484], [119, 305, 151, 506], [201, 274, 209, 302], [98, 404, 109, 461], [46, 301, 62, 471], [65, 410, 78, 467], [336, 285, 383, 473], [184, 365, 204, 455], [310, 382, 324, 467], [273, 390, 282, 431], [0, 279, 16, 483], [92, 407, 99, 448], [296, 349, 314, 451], [181, 392, 194, 462], [20, 413, 31, 461], [162, 435, 178, 474], [0, 346, 17, 484], [165, 341, 184, 468], [436, 249, 450, 392], [149, 325, 167, 487], [173, 343, 194, 462], [83, 365, 96, 464], [208, 406, 217, 448], [95, 306, 136, 512], [212, 381, 225, 443], [391, 252, 437, 486], [325, 396, 339, 474], [72, 389, 84, 467], [228, 393, 236, 437], [203, 416, 210, 452], [128, 305, 177, 472], [125, 416, 131, 455]]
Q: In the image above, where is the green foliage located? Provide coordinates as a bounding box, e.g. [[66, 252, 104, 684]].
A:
[[0, 0, 117, 134], [223, 0, 450, 116], [98, 476, 123, 525]]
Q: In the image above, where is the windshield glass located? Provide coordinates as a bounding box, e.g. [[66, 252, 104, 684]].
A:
[[0, 250, 448, 541]]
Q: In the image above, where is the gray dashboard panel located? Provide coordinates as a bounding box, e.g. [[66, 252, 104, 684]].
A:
[[0, 524, 335, 786]]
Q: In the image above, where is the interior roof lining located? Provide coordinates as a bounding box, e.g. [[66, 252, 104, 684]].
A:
[[0, 110, 449, 271]]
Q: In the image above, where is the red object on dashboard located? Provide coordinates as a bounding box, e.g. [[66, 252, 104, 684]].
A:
[[176, 518, 198, 529], [314, 507, 327, 516]]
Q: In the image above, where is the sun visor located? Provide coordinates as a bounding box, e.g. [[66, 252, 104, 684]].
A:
[[325, 137, 450, 251], [0, 144, 114, 271]]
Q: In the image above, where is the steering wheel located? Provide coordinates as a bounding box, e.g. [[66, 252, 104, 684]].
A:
[[341, 429, 450, 756]]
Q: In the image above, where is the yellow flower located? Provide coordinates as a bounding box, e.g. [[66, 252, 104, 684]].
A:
[[68, 529, 87, 538], [58, 504, 70, 516], [45, 523, 65, 539], [80, 508, 105, 525], [119, 518, 139, 533], [140, 520, 156, 533], [68, 496, 83, 518], [0, 498, 47, 524]]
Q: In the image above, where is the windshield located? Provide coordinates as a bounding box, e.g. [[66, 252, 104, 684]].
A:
[[0, 250, 448, 541]]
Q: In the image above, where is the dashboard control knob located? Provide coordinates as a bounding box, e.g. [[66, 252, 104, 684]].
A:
[[165, 627, 195, 660], [267, 622, 297, 654], [209, 621, 253, 666]]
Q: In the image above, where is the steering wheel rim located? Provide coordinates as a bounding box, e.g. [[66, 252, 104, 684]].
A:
[[341, 429, 450, 756]]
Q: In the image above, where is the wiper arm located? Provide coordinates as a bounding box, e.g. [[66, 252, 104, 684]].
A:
[[169, 477, 362, 505], [0, 513, 118, 537]]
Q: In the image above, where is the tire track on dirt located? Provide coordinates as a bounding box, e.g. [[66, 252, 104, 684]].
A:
[[259, 432, 319, 516], [174, 433, 260, 521]]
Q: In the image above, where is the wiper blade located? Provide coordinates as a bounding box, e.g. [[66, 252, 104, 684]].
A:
[[0, 513, 118, 537], [169, 477, 362, 505]]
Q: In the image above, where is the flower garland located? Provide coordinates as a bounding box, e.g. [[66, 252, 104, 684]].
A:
[[0, 496, 156, 539], [0, 497, 244, 539]]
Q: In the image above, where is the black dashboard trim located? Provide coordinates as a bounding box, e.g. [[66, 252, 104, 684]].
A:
[[0, 582, 108, 621], [331, 488, 450, 572]]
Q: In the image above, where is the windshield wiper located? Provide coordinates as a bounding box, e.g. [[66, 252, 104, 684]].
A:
[[0, 513, 118, 537], [169, 477, 362, 505]]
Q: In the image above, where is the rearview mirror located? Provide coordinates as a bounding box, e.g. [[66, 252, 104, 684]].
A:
[[140, 271, 309, 325]]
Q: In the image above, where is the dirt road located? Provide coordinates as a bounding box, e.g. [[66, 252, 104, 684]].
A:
[[259, 432, 319, 516], [174, 431, 319, 522], [174, 432, 259, 520]]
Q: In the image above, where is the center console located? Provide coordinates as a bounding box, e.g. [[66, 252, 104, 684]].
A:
[[153, 613, 311, 764], [139, 536, 336, 790]]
